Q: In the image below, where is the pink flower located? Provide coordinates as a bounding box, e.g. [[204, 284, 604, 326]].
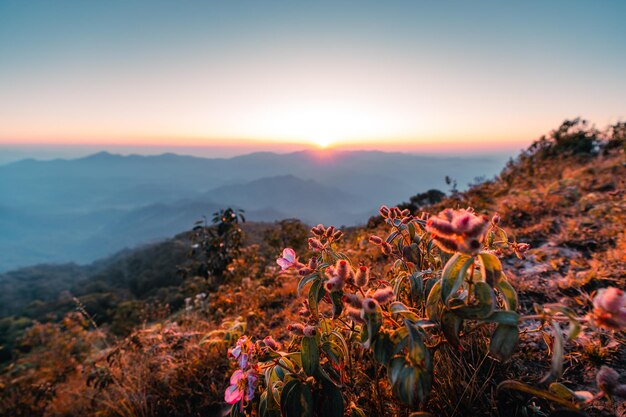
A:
[[224, 368, 258, 405], [591, 287, 626, 331], [228, 336, 252, 368], [276, 248, 297, 270]]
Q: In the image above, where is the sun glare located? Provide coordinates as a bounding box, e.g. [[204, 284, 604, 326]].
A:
[[315, 137, 333, 148]]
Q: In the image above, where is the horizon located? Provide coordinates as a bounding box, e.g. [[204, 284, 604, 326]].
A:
[[0, 142, 521, 166], [2, 1, 625, 153]]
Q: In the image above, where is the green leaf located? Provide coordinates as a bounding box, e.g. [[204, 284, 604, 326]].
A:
[[330, 290, 343, 319], [440, 310, 463, 349], [425, 280, 442, 321], [441, 253, 474, 304], [282, 381, 313, 417], [405, 320, 429, 367], [371, 331, 394, 366], [389, 301, 420, 321], [450, 281, 495, 319], [301, 336, 320, 377], [489, 324, 519, 361], [483, 310, 520, 326], [388, 356, 430, 406], [495, 277, 518, 311], [408, 271, 424, 303], [477, 252, 502, 286], [362, 307, 382, 349], [319, 381, 345, 417], [308, 278, 325, 320], [280, 380, 299, 415], [298, 273, 319, 297]]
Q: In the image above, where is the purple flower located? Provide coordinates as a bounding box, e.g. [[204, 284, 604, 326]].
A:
[[224, 368, 258, 405], [276, 248, 297, 270]]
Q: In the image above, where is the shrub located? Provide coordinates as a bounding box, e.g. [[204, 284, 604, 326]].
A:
[[224, 206, 625, 416]]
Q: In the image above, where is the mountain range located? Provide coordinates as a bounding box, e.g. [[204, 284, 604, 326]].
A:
[[0, 150, 508, 271]]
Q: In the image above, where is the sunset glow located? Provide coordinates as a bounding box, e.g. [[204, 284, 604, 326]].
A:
[[0, 1, 625, 154]]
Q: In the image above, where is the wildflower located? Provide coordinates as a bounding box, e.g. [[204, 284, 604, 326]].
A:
[[379, 205, 390, 217], [224, 368, 258, 405], [336, 260, 351, 281], [276, 248, 298, 270], [228, 336, 252, 369], [343, 293, 363, 308], [287, 323, 305, 335], [303, 325, 317, 337], [369, 235, 383, 245], [308, 238, 324, 251], [263, 336, 281, 350], [354, 266, 370, 287], [590, 287, 626, 331], [311, 224, 325, 236], [371, 287, 395, 305], [325, 226, 336, 238], [346, 307, 365, 323], [381, 242, 393, 255], [426, 208, 490, 255], [362, 298, 380, 314], [325, 276, 345, 292]]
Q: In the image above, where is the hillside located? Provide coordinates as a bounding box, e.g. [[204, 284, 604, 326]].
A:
[[0, 150, 505, 271], [0, 121, 624, 417]]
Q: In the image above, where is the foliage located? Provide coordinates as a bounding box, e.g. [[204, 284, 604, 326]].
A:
[[189, 208, 246, 284], [226, 202, 625, 416]]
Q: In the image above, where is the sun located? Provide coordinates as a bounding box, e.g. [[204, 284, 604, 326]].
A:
[[314, 136, 333, 149]]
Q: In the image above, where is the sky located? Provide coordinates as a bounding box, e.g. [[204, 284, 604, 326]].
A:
[[0, 0, 625, 160]]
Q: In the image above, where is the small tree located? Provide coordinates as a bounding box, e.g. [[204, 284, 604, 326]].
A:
[[189, 208, 246, 285]]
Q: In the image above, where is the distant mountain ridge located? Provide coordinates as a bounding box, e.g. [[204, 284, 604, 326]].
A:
[[0, 150, 507, 270]]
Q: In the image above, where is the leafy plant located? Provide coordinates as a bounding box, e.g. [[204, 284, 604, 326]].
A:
[[189, 208, 246, 284], [225, 206, 625, 416]]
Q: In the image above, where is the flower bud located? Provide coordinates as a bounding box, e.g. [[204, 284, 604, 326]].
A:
[[308, 257, 318, 270], [308, 238, 323, 251], [369, 235, 383, 245], [433, 236, 459, 253], [298, 268, 313, 276], [354, 266, 370, 287], [491, 214, 501, 225], [346, 307, 365, 323], [465, 216, 489, 238], [379, 205, 390, 218], [388, 208, 397, 219], [401, 216, 413, 224], [371, 287, 395, 305], [597, 366, 620, 394], [325, 226, 335, 238], [332, 230, 344, 240], [325, 276, 345, 292], [401, 209, 410, 217], [336, 260, 350, 280], [427, 217, 456, 237], [381, 242, 392, 255], [287, 323, 305, 335], [263, 336, 281, 350], [311, 224, 325, 236], [303, 325, 317, 337], [362, 298, 379, 314], [591, 287, 626, 330], [343, 293, 363, 309]]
